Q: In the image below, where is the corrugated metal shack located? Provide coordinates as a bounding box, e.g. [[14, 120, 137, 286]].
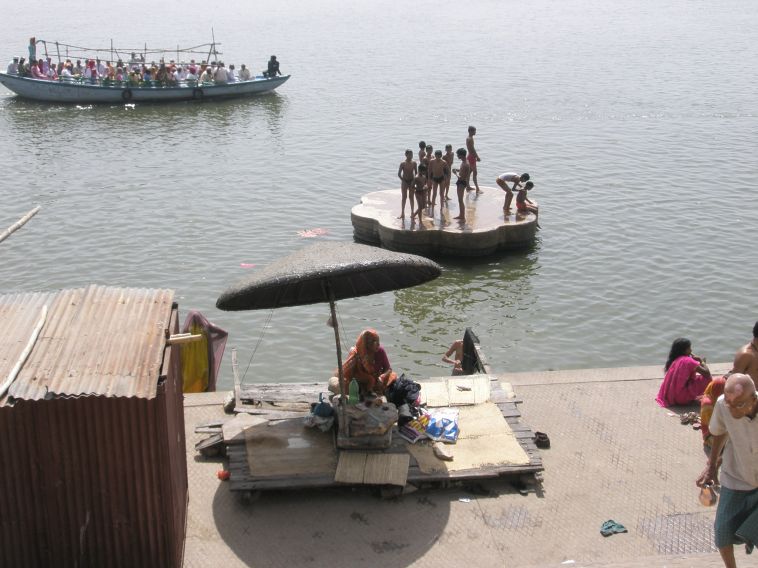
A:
[[0, 285, 187, 568]]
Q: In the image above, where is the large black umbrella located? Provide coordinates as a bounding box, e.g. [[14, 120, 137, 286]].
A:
[[216, 242, 442, 400]]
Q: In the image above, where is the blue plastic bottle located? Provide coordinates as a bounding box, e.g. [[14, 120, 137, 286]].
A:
[[348, 378, 359, 405]]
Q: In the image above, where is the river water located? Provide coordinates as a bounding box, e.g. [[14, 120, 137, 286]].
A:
[[1, 0, 757, 388]]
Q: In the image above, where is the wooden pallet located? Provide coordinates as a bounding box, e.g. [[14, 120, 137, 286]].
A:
[[226, 375, 543, 493]]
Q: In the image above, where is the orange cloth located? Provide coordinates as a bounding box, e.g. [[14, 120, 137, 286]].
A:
[[340, 329, 397, 395]]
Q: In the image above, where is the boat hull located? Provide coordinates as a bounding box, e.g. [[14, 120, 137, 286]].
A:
[[0, 73, 289, 104]]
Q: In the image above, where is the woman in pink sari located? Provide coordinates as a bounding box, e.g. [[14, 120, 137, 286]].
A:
[[656, 337, 711, 407]]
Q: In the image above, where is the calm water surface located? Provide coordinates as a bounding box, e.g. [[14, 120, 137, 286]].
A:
[[1, 0, 757, 387]]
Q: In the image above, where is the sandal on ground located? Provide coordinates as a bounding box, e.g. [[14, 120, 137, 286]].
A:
[[534, 431, 551, 449]]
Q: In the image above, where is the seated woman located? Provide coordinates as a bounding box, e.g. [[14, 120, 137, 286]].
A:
[[332, 329, 397, 399], [656, 337, 711, 407]]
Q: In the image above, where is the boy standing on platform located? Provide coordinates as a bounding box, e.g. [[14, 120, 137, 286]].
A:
[[411, 167, 428, 226], [452, 148, 471, 221], [465, 126, 481, 194], [428, 149, 449, 208], [397, 150, 417, 219], [442, 144, 454, 202]]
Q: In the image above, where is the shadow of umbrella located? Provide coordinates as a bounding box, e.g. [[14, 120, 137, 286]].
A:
[[215, 241, 441, 399]]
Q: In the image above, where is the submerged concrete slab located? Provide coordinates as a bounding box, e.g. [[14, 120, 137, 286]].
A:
[[351, 186, 537, 257]]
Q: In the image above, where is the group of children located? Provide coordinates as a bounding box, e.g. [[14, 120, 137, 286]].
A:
[[397, 127, 537, 225]]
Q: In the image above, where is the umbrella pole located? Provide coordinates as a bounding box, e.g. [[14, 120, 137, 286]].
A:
[[329, 296, 345, 403]]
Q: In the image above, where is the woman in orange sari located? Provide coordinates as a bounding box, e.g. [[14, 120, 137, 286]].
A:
[[341, 329, 397, 397]]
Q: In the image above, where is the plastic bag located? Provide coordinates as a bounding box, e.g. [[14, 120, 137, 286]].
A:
[[424, 408, 460, 443]]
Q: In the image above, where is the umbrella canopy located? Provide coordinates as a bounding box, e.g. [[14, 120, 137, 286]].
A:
[[216, 242, 442, 311], [216, 241, 441, 408]]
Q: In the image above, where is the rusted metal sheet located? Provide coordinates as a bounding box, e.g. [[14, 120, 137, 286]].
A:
[[0, 295, 187, 567], [0, 285, 175, 406]]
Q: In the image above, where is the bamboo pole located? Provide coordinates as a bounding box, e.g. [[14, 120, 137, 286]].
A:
[[0, 206, 41, 244], [0, 305, 47, 399]]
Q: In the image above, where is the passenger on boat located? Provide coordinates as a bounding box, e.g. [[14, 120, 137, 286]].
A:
[[199, 66, 214, 84], [74, 60, 83, 76], [16, 57, 29, 76], [31, 59, 47, 80], [227, 64, 238, 83], [331, 329, 398, 398], [96, 58, 106, 77], [46, 62, 58, 80], [128, 69, 141, 85], [264, 55, 281, 78], [185, 67, 198, 83], [60, 63, 73, 80], [142, 66, 152, 83], [656, 337, 711, 407], [83, 60, 98, 84], [6, 57, 19, 74], [42, 57, 50, 74], [176, 66, 186, 82], [239, 64, 251, 81], [213, 62, 227, 84]]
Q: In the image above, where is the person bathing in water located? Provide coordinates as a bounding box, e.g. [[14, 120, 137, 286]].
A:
[[452, 148, 471, 221], [496, 172, 530, 212], [397, 149, 417, 219]]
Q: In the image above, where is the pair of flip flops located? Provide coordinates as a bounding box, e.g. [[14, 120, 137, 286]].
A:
[[600, 519, 627, 537], [534, 431, 550, 449]]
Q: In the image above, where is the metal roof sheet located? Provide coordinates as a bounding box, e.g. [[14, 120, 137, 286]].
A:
[[0, 285, 174, 405]]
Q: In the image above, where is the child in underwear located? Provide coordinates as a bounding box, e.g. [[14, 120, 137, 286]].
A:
[[452, 148, 471, 221], [496, 172, 530, 212], [428, 149, 449, 208], [418, 140, 427, 165], [412, 166, 428, 225], [442, 144, 454, 202], [515, 182, 539, 225], [397, 149, 417, 219]]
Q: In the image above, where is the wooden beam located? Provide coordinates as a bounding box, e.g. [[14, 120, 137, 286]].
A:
[[0, 206, 41, 244]]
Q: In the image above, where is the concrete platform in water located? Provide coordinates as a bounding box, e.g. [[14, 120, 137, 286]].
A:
[[351, 185, 537, 257]]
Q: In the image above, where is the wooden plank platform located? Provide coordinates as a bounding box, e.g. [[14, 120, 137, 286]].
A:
[[227, 375, 543, 493]]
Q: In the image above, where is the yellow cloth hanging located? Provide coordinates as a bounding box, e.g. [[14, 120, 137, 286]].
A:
[[181, 322, 209, 393]]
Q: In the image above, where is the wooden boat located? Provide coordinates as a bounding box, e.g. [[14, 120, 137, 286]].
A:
[[1, 37, 289, 104], [0, 72, 289, 104]]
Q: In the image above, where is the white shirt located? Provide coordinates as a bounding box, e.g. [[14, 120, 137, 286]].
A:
[[239, 67, 251, 81], [213, 67, 227, 83], [226, 68, 237, 83], [7, 61, 18, 74], [710, 396, 758, 490], [186, 71, 197, 82], [499, 172, 521, 183], [97, 62, 107, 76]]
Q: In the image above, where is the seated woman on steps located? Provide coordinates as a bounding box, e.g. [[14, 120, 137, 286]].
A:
[[656, 337, 711, 407], [329, 329, 397, 399]]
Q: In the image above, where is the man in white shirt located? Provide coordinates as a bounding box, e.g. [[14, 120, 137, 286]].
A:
[[96, 58, 106, 77], [213, 62, 227, 84], [697, 374, 758, 567], [238, 64, 251, 81], [226, 64, 237, 83], [7, 57, 19, 74]]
